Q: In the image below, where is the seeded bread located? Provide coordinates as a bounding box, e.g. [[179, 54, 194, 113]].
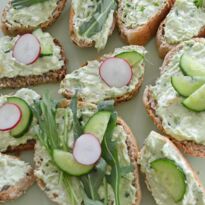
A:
[[1, 0, 67, 36], [117, 0, 174, 45], [34, 100, 141, 205]]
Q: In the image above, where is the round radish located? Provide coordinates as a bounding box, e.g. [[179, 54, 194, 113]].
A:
[[0, 103, 22, 131], [73, 133, 101, 165], [99, 57, 133, 88], [13, 34, 41, 65]]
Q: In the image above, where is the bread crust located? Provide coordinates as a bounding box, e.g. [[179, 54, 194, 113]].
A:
[[117, 0, 174, 45], [69, 3, 116, 48], [1, 0, 67, 36], [35, 100, 141, 205], [0, 39, 67, 89], [0, 154, 35, 203]]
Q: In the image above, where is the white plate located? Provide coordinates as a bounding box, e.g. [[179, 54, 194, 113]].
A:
[[0, 1, 205, 205]]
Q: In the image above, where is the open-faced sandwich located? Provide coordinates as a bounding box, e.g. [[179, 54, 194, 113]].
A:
[[1, 0, 67, 35], [0, 29, 66, 88], [139, 131, 205, 205], [157, 0, 205, 58], [69, 0, 117, 50], [144, 38, 205, 157], [0, 88, 40, 153], [117, 0, 174, 45], [59, 45, 146, 104], [33, 95, 141, 205]]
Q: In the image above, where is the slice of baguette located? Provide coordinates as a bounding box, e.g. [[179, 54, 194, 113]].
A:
[[117, 0, 174, 45], [69, 1, 115, 48], [0, 39, 67, 89], [0, 153, 35, 203], [1, 0, 67, 36], [143, 38, 205, 157], [34, 100, 141, 205], [139, 131, 205, 205]]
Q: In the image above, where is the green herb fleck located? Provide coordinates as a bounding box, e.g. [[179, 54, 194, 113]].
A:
[[11, 0, 49, 9]]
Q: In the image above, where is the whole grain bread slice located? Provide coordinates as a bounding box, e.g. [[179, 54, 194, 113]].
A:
[[1, 0, 67, 36], [143, 38, 205, 157], [117, 0, 174, 46], [34, 100, 141, 205], [0, 39, 67, 89], [0, 153, 35, 203]]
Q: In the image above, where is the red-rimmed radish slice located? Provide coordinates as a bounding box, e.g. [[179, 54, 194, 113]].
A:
[[99, 57, 133, 88], [13, 34, 41, 65], [0, 103, 22, 131], [73, 133, 101, 166]]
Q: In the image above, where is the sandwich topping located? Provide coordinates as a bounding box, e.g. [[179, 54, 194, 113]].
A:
[[120, 0, 166, 29], [164, 0, 205, 44], [5, 0, 58, 27], [149, 39, 205, 144], [0, 29, 64, 78], [59, 46, 145, 103]]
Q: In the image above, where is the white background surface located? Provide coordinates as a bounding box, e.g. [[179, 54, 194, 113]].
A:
[[0, 1, 204, 205]]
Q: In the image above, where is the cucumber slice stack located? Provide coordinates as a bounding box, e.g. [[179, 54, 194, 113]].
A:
[[171, 53, 205, 112]]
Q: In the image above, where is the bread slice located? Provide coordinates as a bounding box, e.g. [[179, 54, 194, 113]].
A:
[[59, 45, 145, 104], [117, 0, 174, 45], [143, 38, 205, 157], [0, 38, 67, 89], [0, 153, 35, 203], [139, 131, 205, 205], [34, 100, 141, 205], [1, 0, 67, 36], [69, 0, 116, 49]]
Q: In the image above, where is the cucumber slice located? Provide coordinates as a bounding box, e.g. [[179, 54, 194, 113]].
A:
[[53, 149, 93, 176], [151, 158, 186, 202], [180, 54, 205, 77], [7, 97, 33, 138], [84, 111, 111, 142], [115, 51, 143, 66], [171, 76, 205, 97], [182, 84, 205, 112]]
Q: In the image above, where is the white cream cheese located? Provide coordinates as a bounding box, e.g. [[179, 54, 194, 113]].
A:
[[164, 0, 205, 44], [5, 0, 58, 27], [120, 0, 166, 29], [150, 39, 205, 145], [139, 131, 205, 205], [0, 32, 64, 78], [59, 45, 145, 103]]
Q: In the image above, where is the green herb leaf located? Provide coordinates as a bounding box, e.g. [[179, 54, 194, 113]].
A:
[[83, 194, 104, 205], [97, 100, 115, 112], [79, 0, 117, 38], [194, 0, 204, 7], [101, 112, 121, 205], [11, 0, 49, 9], [120, 165, 134, 177]]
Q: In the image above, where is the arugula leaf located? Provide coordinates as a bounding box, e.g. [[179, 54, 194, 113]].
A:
[[11, 0, 49, 9], [79, 0, 117, 38], [101, 112, 121, 205], [194, 0, 204, 7], [120, 165, 134, 177], [83, 194, 104, 205], [97, 100, 115, 112]]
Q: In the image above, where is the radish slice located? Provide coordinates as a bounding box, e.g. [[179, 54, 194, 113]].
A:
[[99, 57, 133, 88], [0, 103, 22, 131], [13, 34, 41, 65], [73, 134, 101, 165]]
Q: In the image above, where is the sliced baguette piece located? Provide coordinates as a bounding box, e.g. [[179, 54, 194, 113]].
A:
[[139, 131, 205, 205], [0, 153, 35, 203], [117, 0, 174, 45], [1, 0, 67, 36], [34, 100, 141, 205], [143, 38, 205, 157], [69, 0, 116, 50], [59, 45, 146, 104]]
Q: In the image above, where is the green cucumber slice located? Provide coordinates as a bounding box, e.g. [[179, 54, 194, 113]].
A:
[[53, 149, 93, 176], [180, 54, 205, 77], [171, 76, 205, 97], [7, 97, 33, 138], [151, 158, 186, 202], [182, 84, 205, 112], [115, 51, 143, 66], [84, 111, 111, 142]]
